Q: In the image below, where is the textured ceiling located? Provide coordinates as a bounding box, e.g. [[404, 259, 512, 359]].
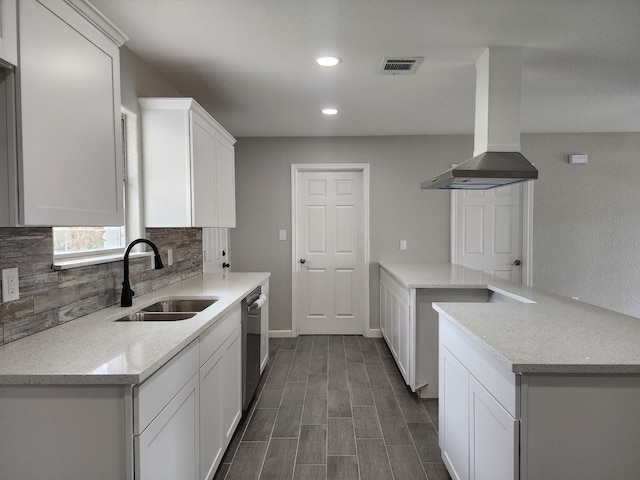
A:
[[91, 0, 640, 137]]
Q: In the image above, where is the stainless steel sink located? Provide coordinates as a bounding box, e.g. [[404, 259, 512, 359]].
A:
[[140, 299, 217, 313], [116, 311, 197, 322]]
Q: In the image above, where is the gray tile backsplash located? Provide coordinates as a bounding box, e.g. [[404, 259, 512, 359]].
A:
[[0, 227, 202, 345]]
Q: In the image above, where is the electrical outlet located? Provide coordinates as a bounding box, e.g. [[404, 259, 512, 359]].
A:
[[400, 240, 407, 251], [167, 248, 174, 266], [2, 267, 19, 302]]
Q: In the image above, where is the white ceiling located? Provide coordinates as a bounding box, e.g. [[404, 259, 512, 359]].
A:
[[91, 0, 640, 138]]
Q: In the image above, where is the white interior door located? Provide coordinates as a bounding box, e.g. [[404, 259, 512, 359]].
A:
[[452, 183, 527, 283], [293, 166, 367, 335]]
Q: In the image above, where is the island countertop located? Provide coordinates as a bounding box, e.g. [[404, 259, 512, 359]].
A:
[[379, 262, 640, 375], [0, 272, 269, 385]]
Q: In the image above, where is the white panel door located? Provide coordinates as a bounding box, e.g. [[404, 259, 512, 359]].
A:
[[295, 170, 364, 334], [453, 184, 523, 282], [469, 376, 518, 480], [440, 347, 470, 480], [137, 374, 199, 480]]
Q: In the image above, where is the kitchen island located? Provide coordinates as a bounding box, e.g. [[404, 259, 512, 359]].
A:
[[380, 262, 640, 480], [0, 271, 269, 480]]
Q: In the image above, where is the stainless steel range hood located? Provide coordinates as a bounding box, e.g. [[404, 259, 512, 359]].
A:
[[422, 47, 538, 190], [421, 151, 537, 190]]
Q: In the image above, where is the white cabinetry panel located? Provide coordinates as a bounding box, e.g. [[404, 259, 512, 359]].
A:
[[0, 0, 17, 65], [199, 338, 224, 480], [140, 97, 236, 228], [199, 305, 242, 480], [440, 346, 470, 480], [214, 134, 236, 227], [469, 376, 518, 480], [136, 373, 199, 480], [16, 0, 126, 226]]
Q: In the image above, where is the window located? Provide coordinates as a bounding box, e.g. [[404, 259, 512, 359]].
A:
[[53, 110, 141, 267], [53, 226, 126, 256]]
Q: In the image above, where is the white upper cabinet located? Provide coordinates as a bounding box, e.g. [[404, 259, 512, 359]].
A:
[[0, 0, 17, 65], [15, 0, 127, 226], [139, 98, 236, 228]]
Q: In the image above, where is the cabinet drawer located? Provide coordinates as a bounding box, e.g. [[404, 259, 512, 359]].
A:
[[440, 317, 517, 417], [134, 339, 199, 434], [200, 304, 241, 366]]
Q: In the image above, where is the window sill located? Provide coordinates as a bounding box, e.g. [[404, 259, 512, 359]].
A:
[[53, 251, 152, 271]]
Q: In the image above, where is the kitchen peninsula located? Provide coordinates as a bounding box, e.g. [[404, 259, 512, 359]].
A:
[[380, 262, 640, 480]]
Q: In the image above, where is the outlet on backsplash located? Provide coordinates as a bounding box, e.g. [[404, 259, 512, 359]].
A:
[[2, 268, 19, 302]]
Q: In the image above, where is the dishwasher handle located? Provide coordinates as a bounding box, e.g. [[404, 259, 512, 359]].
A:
[[247, 293, 267, 312]]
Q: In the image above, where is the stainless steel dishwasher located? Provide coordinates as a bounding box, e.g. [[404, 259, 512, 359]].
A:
[[242, 286, 264, 411]]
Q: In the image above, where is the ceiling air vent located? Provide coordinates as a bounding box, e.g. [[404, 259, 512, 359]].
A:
[[378, 57, 423, 75]]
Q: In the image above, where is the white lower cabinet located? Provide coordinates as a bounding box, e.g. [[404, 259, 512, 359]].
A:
[[199, 304, 242, 480], [199, 344, 225, 479], [0, 301, 247, 480], [379, 269, 411, 382], [439, 319, 518, 480], [440, 347, 470, 480], [136, 304, 242, 480], [137, 373, 200, 480], [469, 376, 518, 480], [221, 325, 242, 444]]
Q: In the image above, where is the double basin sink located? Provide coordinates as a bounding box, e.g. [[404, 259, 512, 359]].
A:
[[116, 299, 218, 322]]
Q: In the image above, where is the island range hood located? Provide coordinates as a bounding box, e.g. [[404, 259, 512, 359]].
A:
[[422, 47, 538, 190]]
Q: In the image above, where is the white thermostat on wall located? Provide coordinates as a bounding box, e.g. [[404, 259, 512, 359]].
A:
[[568, 154, 588, 164]]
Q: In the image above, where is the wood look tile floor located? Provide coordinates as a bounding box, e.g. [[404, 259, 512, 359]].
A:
[[214, 335, 452, 480]]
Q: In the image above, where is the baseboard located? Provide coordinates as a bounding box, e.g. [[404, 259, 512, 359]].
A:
[[269, 329, 381, 338], [269, 329, 294, 338], [366, 328, 382, 338]]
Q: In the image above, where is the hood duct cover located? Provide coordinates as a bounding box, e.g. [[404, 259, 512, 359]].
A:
[[422, 47, 538, 190]]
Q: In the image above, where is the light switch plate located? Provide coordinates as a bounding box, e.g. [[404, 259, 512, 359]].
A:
[[400, 240, 407, 251], [279, 230, 287, 241], [2, 267, 19, 302]]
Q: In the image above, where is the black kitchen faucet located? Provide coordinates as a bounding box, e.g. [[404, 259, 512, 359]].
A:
[[121, 238, 164, 307]]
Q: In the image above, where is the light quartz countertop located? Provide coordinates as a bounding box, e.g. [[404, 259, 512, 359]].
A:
[[0, 272, 269, 385], [380, 262, 640, 375]]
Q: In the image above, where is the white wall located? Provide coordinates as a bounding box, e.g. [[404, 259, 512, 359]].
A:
[[232, 132, 640, 334]]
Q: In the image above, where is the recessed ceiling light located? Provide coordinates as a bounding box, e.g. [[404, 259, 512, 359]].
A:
[[316, 56, 341, 67], [322, 108, 338, 115]]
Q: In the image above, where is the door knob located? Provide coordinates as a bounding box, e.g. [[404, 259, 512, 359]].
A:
[[512, 259, 522, 266], [299, 258, 306, 264]]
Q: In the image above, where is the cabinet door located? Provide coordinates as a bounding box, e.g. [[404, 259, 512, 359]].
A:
[[0, 0, 17, 65], [469, 376, 518, 480], [200, 343, 224, 480], [18, 0, 124, 226], [379, 281, 390, 344], [396, 296, 410, 381], [440, 347, 470, 480], [215, 135, 236, 227], [191, 110, 218, 227], [137, 373, 199, 480], [221, 325, 242, 445]]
